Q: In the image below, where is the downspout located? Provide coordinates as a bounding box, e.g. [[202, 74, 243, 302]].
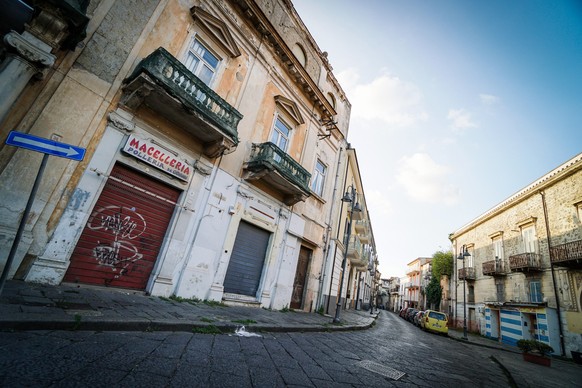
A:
[[539, 190, 566, 356], [317, 145, 343, 310]]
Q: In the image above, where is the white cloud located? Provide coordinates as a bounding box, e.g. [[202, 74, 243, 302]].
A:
[[396, 153, 459, 205], [337, 69, 428, 127], [479, 94, 500, 105], [365, 189, 393, 216], [447, 108, 477, 131]]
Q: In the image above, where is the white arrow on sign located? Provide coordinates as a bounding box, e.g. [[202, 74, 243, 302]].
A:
[[14, 134, 80, 157]]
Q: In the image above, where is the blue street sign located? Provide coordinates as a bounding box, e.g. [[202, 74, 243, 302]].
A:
[[5, 131, 86, 161]]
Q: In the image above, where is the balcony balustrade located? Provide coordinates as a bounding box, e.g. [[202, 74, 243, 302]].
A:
[[458, 267, 476, 280], [482, 259, 506, 276], [354, 219, 370, 242], [347, 235, 367, 268], [122, 48, 242, 158], [508, 252, 543, 272], [243, 142, 311, 205], [550, 239, 582, 268]]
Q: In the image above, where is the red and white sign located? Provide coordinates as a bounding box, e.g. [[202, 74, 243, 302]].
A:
[[123, 135, 191, 181]]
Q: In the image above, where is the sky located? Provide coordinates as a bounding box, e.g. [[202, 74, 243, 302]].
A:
[[293, 0, 582, 278]]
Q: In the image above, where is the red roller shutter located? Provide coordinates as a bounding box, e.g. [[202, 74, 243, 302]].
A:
[[64, 163, 181, 290]]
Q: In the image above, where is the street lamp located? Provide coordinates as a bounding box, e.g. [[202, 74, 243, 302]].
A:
[[369, 265, 375, 315], [333, 185, 361, 323], [457, 245, 471, 340]]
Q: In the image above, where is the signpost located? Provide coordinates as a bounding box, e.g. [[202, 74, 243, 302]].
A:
[[0, 131, 86, 294]]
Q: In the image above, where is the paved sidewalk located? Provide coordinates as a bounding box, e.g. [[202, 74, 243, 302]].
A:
[[447, 324, 582, 387], [0, 280, 377, 333]]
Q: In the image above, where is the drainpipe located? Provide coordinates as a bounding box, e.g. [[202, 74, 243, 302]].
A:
[[326, 143, 351, 314], [317, 146, 343, 310], [539, 190, 566, 356]]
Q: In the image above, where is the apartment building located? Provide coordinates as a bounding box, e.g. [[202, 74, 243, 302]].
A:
[[450, 152, 582, 357], [0, 0, 362, 312]]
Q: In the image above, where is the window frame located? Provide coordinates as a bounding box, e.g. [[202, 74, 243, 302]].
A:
[[270, 114, 292, 153], [183, 35, 221, 87], [529, 280, 543, 303], [310, 159, 327, 197], [521, 224, 537, 253]]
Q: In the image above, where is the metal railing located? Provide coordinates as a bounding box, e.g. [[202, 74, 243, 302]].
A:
[[458, 267, 476, 280], [550, 239, 582, 264], [508, 252, 542, 271], [482, 259, 505, 276]]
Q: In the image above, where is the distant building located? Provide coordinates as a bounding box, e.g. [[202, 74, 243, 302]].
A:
[[450, 152, 582, 358], [405, 257, 431, 309]]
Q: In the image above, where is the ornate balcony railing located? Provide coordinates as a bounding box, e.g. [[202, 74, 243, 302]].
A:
[[123, 48, 242, 157], [244, 142, 311, 205], [551, 239, 582, 267], [482, 259, 506, 276], [347, 236, 367, 268], [458, 267, 476, 280], [508, 252, 542, 272]]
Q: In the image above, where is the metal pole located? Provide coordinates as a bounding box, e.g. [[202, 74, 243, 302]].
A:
[[462, 253, 468, 340], [333, 187, 355, 323], [539, 190, 566, 356], [0, 153, 49, 295]]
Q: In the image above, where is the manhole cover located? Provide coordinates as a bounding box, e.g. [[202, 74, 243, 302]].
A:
[[357, 360, 406, 381]]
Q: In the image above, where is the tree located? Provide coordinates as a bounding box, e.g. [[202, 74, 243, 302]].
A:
[[425, 250, 453, 310], [425, 277, 442, 309], [432, 250, 453, 278]]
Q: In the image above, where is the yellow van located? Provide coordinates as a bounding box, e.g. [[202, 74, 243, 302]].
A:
[[423, 310, 448, 335]]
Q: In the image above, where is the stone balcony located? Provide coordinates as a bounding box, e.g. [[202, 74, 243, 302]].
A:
[[458, 267, 476, 280], [243, 142, 311, 205], [482, 259, 506, 276], [122, 48, 242, 158], [354, 219, 370, 243], [550, 239, 582, 268], [508, 252, 543, 272]]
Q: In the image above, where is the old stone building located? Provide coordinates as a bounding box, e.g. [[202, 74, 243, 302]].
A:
[[450, 152, 582, 358], [0, 0, 381, 313]]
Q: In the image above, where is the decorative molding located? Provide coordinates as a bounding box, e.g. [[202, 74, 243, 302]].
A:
[[4, 31, 55, 67], [489, 231, 504, 239], [275, 95, 304, 125], [516, 217, 537, 228], [107, 111, 135, 132], [190, 6, 241, 57]]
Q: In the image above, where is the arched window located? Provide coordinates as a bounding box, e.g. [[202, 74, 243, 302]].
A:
[[292, 43, 306, 67]]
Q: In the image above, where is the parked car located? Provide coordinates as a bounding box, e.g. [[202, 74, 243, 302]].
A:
[[399, 307, 409, 318], [414, 311, 425, 327], [406, 308, 418, 323], [423, 310, 448, 335]]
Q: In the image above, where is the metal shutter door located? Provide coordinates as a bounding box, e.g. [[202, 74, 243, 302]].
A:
[[223, 221, 270, 297], [64, 164, 181, 290]]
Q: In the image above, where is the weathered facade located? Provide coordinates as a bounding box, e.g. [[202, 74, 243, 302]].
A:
[[0, 0, 364, 312], [320, 146, 378, 316], [404, 257, 431, 309], [450, 152, 582, 358]]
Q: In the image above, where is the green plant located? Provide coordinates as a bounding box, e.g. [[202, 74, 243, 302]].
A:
[[203, 299, 227, 307], [316, 306, 325, 316], [232, 319, 256, 325], [200, 317, 214, 323], [72, 314, 82, 330], [517, 339, 554, 356], [193, 325, 222, 334], [279, 305, 294, 313]]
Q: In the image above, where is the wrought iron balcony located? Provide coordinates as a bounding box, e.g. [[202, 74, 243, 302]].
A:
[[482, 259, 506, 276], [390, 286, 400, 293], [508, 252, 543, 272], [122, 47, 242, 158], [458, 267, 476, 280], [243, 142, 311, 205], [551, 239, 582, 268]]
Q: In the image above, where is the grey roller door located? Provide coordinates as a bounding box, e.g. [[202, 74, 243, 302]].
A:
[[223, 221, 270, 297]]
